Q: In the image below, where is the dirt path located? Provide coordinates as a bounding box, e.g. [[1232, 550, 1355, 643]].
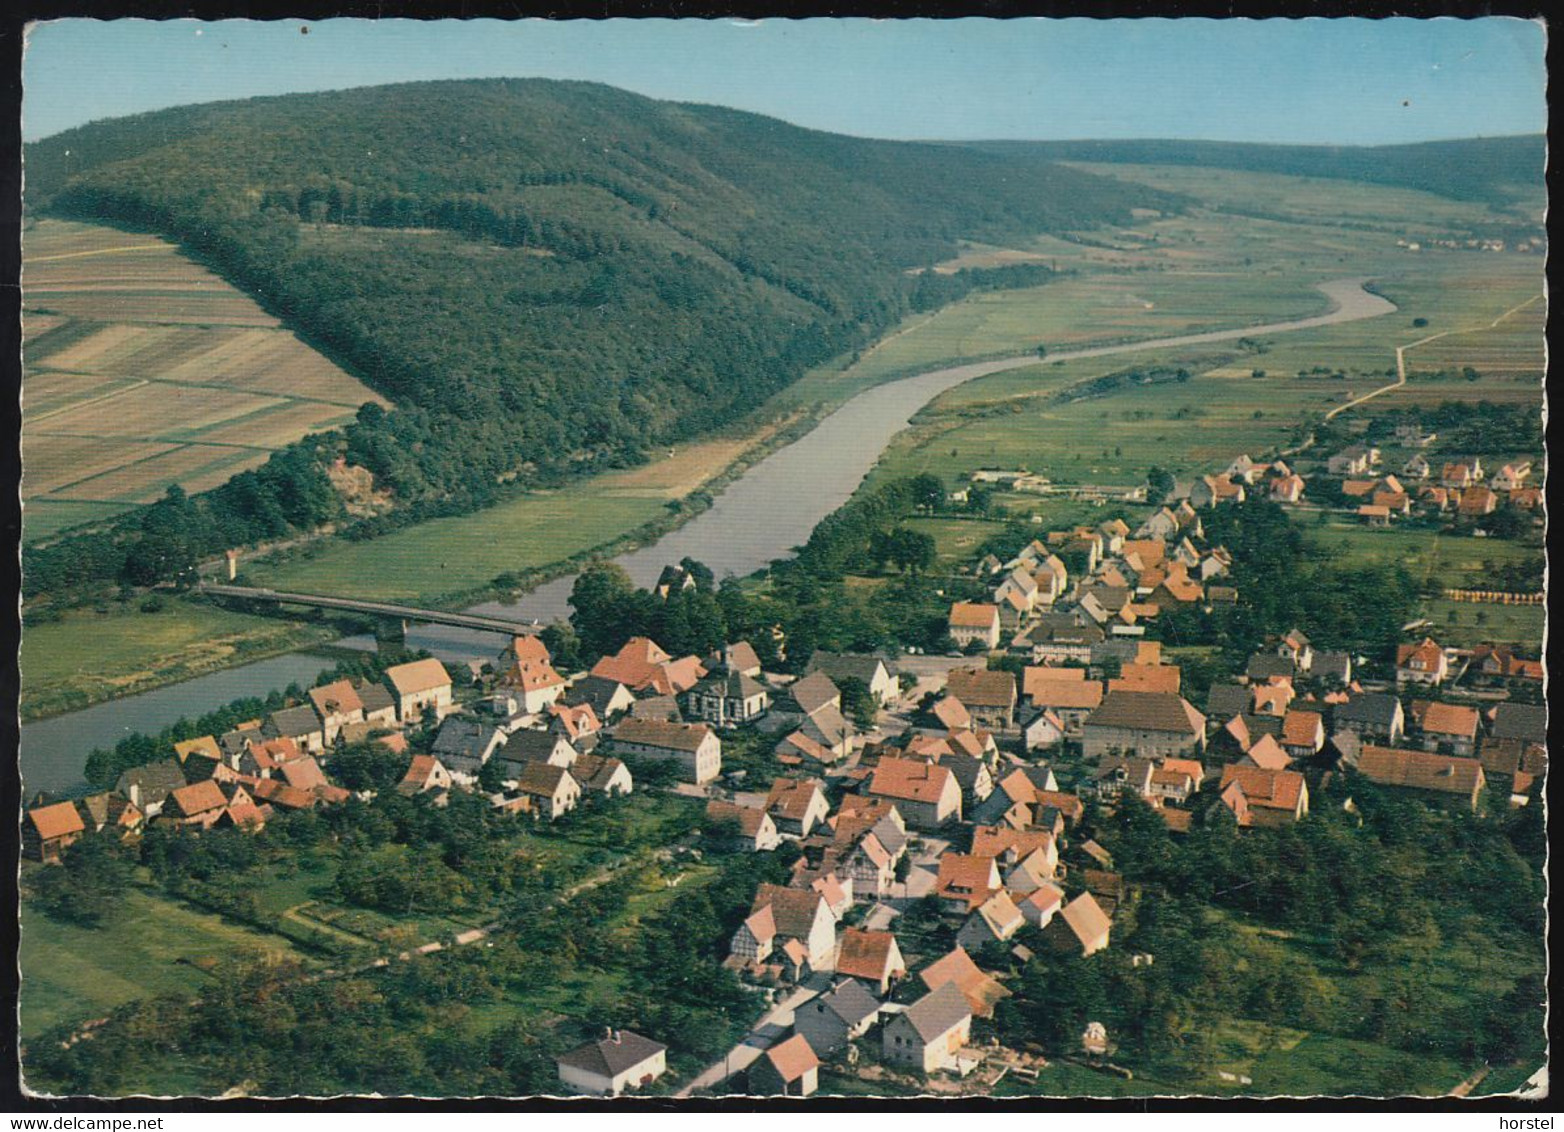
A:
[[1448, 1063, 1490, 1097], [1326, 292, 1543, 422]]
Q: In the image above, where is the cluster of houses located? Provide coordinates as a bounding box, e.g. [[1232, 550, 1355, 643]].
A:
[[649, 479, 1548, 1086], [1325, 442, 1539, 524], [951, 508, 1234, 661], [24, 657, 463, 862]]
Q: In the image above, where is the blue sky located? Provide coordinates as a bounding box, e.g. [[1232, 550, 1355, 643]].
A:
[[23, 17, 1546, 145]]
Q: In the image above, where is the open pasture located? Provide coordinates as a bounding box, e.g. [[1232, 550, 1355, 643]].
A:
[[21, 218, 387, 543], [19, 882, 311, 1042]]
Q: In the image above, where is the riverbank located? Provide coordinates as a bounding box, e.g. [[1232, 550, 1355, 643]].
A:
[[23, 278, 1396, 726], [18, 598, 340, 723]]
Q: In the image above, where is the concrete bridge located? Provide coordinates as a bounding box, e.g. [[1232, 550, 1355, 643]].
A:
[[198, 583, 543, 638]]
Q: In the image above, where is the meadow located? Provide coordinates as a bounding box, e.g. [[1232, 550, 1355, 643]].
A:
[[19, 597, 338, 721], [19, 880, 312, 1042], [22, 218, 388, 542]]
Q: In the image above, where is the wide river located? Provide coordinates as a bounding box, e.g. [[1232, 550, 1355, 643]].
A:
[[21, 278, 1395, 793]]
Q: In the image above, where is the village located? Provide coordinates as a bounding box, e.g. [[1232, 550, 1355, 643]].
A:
[[21, 419, 1546, 1099]]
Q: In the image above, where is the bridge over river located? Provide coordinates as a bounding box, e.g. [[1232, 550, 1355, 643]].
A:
[[198, 583, 543, 638]]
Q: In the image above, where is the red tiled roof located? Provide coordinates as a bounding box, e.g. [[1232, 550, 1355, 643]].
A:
[[763, 1033, 819, 1084], [1218, 765, 1305, 811], [28, 801, 85, 841], [948, 601, 1000, 629], [836, 928, 902, 982], [1358, 745, 1484, 796], [868, 758, 956, 805], [1420, 701, 1480, 739]]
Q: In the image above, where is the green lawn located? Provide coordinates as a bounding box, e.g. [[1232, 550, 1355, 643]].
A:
[[19, 882, 311, 1042], [19, 597, 338, 721]]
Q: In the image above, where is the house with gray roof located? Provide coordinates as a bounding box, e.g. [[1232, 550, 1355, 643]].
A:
[[684, 669, 770, 728], [565, 675, 637, 722], [265, 705, 326, 753], [1333, 693, 1406, 744], [431, 716, 510, 778], [794, 979, 882, 1056], [555, 1030, 667, 1097], [1491, 702, 1546, 746], [115, 759, 188, 817], [805, 652, 898, 704], [882, 981, 973, 1073]]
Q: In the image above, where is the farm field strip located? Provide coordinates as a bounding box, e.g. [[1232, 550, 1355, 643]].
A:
[[21, 218, 389, 542], [48, 443, 272, 504]]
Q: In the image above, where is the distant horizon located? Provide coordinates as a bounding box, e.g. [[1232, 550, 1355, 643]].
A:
[[27, 74, 1547, 151], [23, 18, 1546, 145]]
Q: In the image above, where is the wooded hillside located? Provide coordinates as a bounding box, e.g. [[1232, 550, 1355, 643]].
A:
[[24, 80, 1181, 591]]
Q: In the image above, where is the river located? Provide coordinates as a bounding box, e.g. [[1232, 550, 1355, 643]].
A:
[[20, 278, 1395, 792]]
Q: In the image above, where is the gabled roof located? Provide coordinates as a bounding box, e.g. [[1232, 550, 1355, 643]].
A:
[[935, 853, 1001, 910], [168, 778, 229, 817], [1056, 891, 1112, 947], [279, 756, 330, 792], [385, 658, 452, 696], [918, 946, 1006, 1016], [1490, 702, 1547, 744], [1085, 691, 1204, 736], [1334, 692, 1402, 727], [970, 890, 1024, 940], [868, 758, 957, 805], [613, 717, 713, 752], [1218, 764, 1306, 811], [1109, 664, 1181, 695], [572, 753, 629, 792], [946, 668, 1017, 709], [1357, 745, 1484, 796], [1419, 701, 1480, 739], [707, 799, 772, 839], [949, 601, 1001, 629], [515, 762, 576, 798], [766, 777, 827, 821], [783, 671, 842, 716], [502, 728, 576, 765], [1281, 709, 1324, 748], [1023, 668, 1103, 710], [267, 704, 323, 738], [752, 883, 831, 940], [970, 824, 1053, 861], [901, 981, 974, 1042], [28, 800, 85, 841], [1206, 683, 1252, 719], [308, 679, 364, 718], [761, 1033, 820, 1084], [1244, 734, 1292, 771], [556, 1030, 667, 1078], [816, 979, 882, 1028], [173, 735, 223, 765], [116, 758, 189, 804], [836, 928, 903, 982]]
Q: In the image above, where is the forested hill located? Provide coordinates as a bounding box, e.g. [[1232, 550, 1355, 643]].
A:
[[23, 80, 1188, 594], [27, 79, 1180, 464], [961, 135, 1545, 208]]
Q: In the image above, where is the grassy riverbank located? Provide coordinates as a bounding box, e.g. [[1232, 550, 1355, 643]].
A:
[[18, 598, 339, 722]]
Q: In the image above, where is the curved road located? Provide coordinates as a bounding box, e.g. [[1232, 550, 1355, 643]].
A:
[[398, 278, 1394, 655]]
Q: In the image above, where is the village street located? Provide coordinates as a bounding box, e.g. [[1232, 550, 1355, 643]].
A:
[[676, 973, 833, 1097]]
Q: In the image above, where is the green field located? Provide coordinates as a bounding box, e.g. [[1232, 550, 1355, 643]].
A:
[[250, 488, 666, 602], [899, 516, 1009, 567], [19, 881, 310, 1042], [19, 597, 338, 721]]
